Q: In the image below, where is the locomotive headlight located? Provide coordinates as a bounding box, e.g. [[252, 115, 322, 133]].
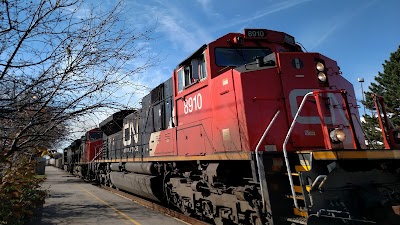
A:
[[330, 129, 346, 143], [317, 72, 327, 82], [316, 62, 325, 71]]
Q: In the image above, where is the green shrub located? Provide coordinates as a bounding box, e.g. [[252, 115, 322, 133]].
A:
[[0, 155, 47, 225]]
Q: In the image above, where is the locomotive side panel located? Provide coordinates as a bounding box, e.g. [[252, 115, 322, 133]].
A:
[[174, 81, 213, 155], [123, 113, 139, 158], [107, 131, 123, 160], [175, 83, 211, 126], [152, 102, 163, 131], [149, 128, 176, 156], [139, 93, 152, 157], [210, 70, 242, 152], [138, 78, 176, 157], [177, 125, 206, 155], [163, 78, 174, 129], [233, 65, 289, 152]]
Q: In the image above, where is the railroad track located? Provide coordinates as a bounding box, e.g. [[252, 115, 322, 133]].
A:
[[100, 185, 211, 225]]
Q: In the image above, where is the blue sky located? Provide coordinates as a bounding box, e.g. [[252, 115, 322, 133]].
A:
[[120, 0, 400, 104]]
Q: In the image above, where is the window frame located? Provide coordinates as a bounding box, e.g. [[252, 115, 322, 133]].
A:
[[176, 51, 208, 94], [177, 68, 184, 93]]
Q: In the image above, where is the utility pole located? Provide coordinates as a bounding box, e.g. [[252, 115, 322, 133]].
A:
[[358, 78, 366, 116]]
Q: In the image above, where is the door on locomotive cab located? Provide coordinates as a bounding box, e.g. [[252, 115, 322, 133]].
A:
[[175, 53, 212, 156], [209, 70, 242, 153]]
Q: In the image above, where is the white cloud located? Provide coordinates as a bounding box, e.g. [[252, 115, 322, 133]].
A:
[[216, 0, 311, 31], [126, 0, 212, 53], [158, 15, 201, 51]]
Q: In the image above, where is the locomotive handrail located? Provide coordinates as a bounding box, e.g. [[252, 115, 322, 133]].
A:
[[283, 91, 313, 211], [310, 175, 327, 191], [86, 146, 104, 180], [255, 109, 280, 213], [283, 90, 359, 211], [90, 146, 104, 163]]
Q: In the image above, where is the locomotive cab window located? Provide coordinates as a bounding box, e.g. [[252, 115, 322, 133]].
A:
[[198, 53, 207, 80], [215, 47, 272, 67], [89, 132, 102, 141], [177, 53, 207, 93], [177, 69, 184, 92], [184, 65, 192, 87]]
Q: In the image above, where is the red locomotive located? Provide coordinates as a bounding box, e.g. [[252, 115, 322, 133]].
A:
[[64, 28, 400, 225], [64, 128, 103, 177]]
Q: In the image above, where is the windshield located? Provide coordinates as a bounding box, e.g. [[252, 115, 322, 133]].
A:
[[215, 48, 272, 67], [89, 132, 102, 141]]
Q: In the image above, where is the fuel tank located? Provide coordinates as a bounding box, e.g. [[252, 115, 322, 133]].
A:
[[109, 171, 162, 202], [110, 163, 120, 171], [124, 162, 157, 175]]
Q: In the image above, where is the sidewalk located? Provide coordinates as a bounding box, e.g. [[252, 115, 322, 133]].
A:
[[31, 166, 186, 225]]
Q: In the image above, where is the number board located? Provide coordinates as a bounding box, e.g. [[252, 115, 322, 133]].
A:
[[244, 29, 268, 39]]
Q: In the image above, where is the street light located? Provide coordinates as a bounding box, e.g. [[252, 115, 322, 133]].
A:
[[358, 78, 366, 115]]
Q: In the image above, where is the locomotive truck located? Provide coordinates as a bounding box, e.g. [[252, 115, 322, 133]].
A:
[[64, 28, 400, 225]]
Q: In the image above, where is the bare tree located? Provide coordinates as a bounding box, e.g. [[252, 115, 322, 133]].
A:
[[0, 0, 155, 160]]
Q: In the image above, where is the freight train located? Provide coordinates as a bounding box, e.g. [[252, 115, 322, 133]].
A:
[[63, 28, 400, 225], [46, 151, 63, 169]]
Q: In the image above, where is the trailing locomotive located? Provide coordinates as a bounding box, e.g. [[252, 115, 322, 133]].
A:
[[64, 28, 400, 225], [64, 128, 102, 178]]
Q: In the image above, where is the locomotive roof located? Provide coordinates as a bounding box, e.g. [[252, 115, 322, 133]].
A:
[[176, 44, 207, 69], [99, 109, 136, 136], [68, 138, 81, 151]]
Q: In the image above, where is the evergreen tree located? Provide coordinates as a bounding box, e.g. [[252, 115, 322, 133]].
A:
[[362, 114, 384, 148], [362, 45, 400, 148]]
